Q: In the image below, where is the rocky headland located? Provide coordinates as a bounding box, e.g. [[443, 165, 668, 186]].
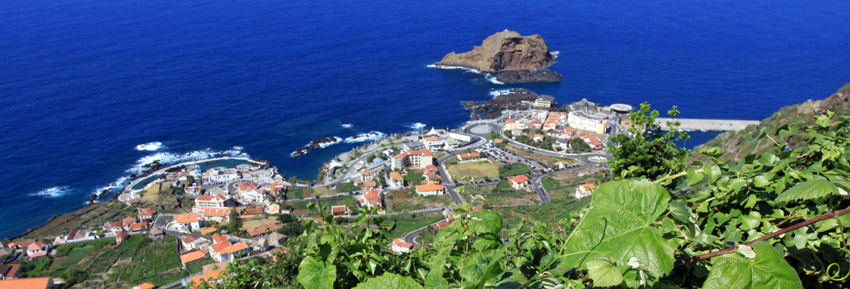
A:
[[435, 30, 562, 83], [292, 136, 342, 157]]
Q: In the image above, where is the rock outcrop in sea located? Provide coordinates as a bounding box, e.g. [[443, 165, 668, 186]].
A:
[[463, 88, 553, 119], [435, 30, 562, 83], [291, 136, 342, 157]]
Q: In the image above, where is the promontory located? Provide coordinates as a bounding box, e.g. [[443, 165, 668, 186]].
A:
[[434, 30, 562, 83]]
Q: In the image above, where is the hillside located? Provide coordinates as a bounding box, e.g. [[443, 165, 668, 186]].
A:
[[697, 83, 850, 161]]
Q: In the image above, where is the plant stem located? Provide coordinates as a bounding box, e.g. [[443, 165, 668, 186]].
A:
[[676, 207, 850, 265]]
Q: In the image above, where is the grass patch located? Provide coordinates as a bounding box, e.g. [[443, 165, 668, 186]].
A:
[[385, 190, 451, 212], [541, 177, 561, 190], [403, 173, 424, 187], [287, 188, 304, 199], [446, 160, 500, 180], [384, 214, 445, 239], [62, 247, 94, 265], [499, 163, 532, 177]]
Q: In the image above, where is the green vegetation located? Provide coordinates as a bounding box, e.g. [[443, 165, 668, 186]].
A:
[[446, 160, 500, 180], [336, 182, 360, 193], [106, 236, 184, 287], [609, 102, 690, 181], [541, 176, 560, 190], [54, 238, 115, 257], [569, 137, 591, 152], [61, 247, 94, 265], [402, 173, 424, 187], [209, 95, 850, 289], [498, 163, 531, 177], [287, 188, 304, 199], [384, 214, 445, 239]]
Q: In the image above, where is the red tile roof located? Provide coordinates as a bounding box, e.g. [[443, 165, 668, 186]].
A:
[[27, 241, 44, 252], [182, 236, 197, 244], [200, 227, 218, 235], [458, 152, 481, 159], [180, 250, 208, 265], [188, 268, 226, 288], [509, 175, 530, 184], [394, 149, 432, 159], [391, 238, 414, 249], [136, 282, 155, 289], [424, 136, 440, 142], [415, 184, 444, 192], [389, 171, 404, 181], [201, 208, 231, 217], [0, 277, 53, 289], [361, 190, 382, 207], [175, 214, 202, 224], [212, 234, 228, 244], [139, 208, 157, 216]]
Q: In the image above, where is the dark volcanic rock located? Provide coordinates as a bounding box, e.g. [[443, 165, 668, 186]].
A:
[[291, 136, 341, 157], [463, 88, 544, 120], [496, 68, 562, 83], [435, 30, 561, 83]]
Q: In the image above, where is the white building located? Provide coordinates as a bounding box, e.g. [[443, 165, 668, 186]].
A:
[[415, 184, 445, 196], [576, 184, 596, 199]]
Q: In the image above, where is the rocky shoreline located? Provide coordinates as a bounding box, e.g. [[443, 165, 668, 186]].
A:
[[463, 88, 544, 119], [291, 136, 343, 157]]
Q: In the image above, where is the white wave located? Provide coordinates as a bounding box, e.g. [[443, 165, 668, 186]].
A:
[[341, 123, 353, 129], [489, 89, 514, 98], [427, 64, 482, 74], [551, 51, 560, 59], [135, 142, 163, 151], [318, 137, 343, 148], [406, 122, 427, 130], [344, 131, 386, 143], [233, 146, 244, 150], [484, 74, 505, 85], [32, 186, 71, 198]]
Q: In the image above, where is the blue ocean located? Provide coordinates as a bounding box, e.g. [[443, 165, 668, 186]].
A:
[[1, 0, 848, 238]]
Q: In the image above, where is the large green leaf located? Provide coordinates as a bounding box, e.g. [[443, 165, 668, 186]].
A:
[[586, 260, 624, 287], [353, 273, 423, 289], [775, 179, 838, 205], [702, 242, 802, 289], [561, 180, 675, 284], [471, 210, 502, 235], [297, 256, 337, 289]]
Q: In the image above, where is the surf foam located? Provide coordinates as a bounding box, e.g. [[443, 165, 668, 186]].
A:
[[406, 122, 427, 131], [341, 123, 353, 129], [32, 186, 72, 198], [344, 131, 386, 143], [135, 142, 163, 151]]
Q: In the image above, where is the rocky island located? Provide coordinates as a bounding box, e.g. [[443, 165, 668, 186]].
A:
[[434, 30, 562, 83]]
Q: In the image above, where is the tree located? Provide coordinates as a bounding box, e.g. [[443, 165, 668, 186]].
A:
[[609, 102, 689, 181], [225, 209, 242, 234], [366, 154, 376, 163], [570, 138, 591, 153], [504, 130, 513, 138], [62, 268, 89, 286]]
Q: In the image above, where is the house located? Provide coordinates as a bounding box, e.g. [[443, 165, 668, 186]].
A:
[[139, 208, 157, 221], [103, 220, 124, 236], [265, 203, 281, 215], [133, 282, 155, 289], [200, 227, 218, 235], [26, 241, 48, 258], [361, 180, 378, 190], [424, 164, 437, 174], [457, 152, 481, 161], [198, 208, 231, 222], [186, 268, 227, 288], [415, 184, 445, 196], [245, 222, 282, 238], [554, 139, 570, 151], [115, 231, 129, 245], [358, 190, 383, 210], [423, 172, 441, 185], [122, 216, 137, 230], [331, 205, 348, 217], [533, 96, 553, 108], [391, 149, 433, 170], [576, 184, 596, 199], [249, 238, 269, 252], [422, 136, 444, 151], [175, 213, 203, 231], [150, 228, 165, 240], [65, 229, 96, 243], [0, 277, 54, 289], [430, 220, 452, 232], [390, 238, 414, 254], [267, 232, 287, 246], [0, 264, 21, 280], [503, 118, 516, 131], [387, 171, 405, 189], [128, 221, 150, 232], [509, 175, 531, 192], [207, 235, 250, 262], [195, 194, 229, 209], [237, 182, 268, 204], [180, 250, 209, 267], [533, 134, 544, 143], [241, 207, 263, 219], [543, 120, 557, 131], [359, 169, 374, 182], [181, 236, 198, 251]]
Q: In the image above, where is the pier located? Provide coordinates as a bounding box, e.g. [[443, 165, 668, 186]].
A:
[[655, 118, 760, 132]]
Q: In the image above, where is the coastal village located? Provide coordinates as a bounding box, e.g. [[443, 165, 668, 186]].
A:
[[0, 91, 626, 289]]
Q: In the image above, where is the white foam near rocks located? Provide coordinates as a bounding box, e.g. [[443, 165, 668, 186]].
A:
[[344, 131, 386, 143], [135, 142, 163, 151], [32, 186, 71, 198], [318, 137, 343, 148]]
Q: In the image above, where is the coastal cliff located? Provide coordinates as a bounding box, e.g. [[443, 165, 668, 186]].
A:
[[435, 30, 562, 83], [696, 83, 850, 161]]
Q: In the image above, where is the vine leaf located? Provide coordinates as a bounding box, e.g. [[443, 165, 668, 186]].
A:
[[561, 180, 675, 286], [775, 179, 838, 205], [297, 256, 337, 289], [586, 260, 624, 287], [353, 273, 423, 289], [702, 242, 802, 289]]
